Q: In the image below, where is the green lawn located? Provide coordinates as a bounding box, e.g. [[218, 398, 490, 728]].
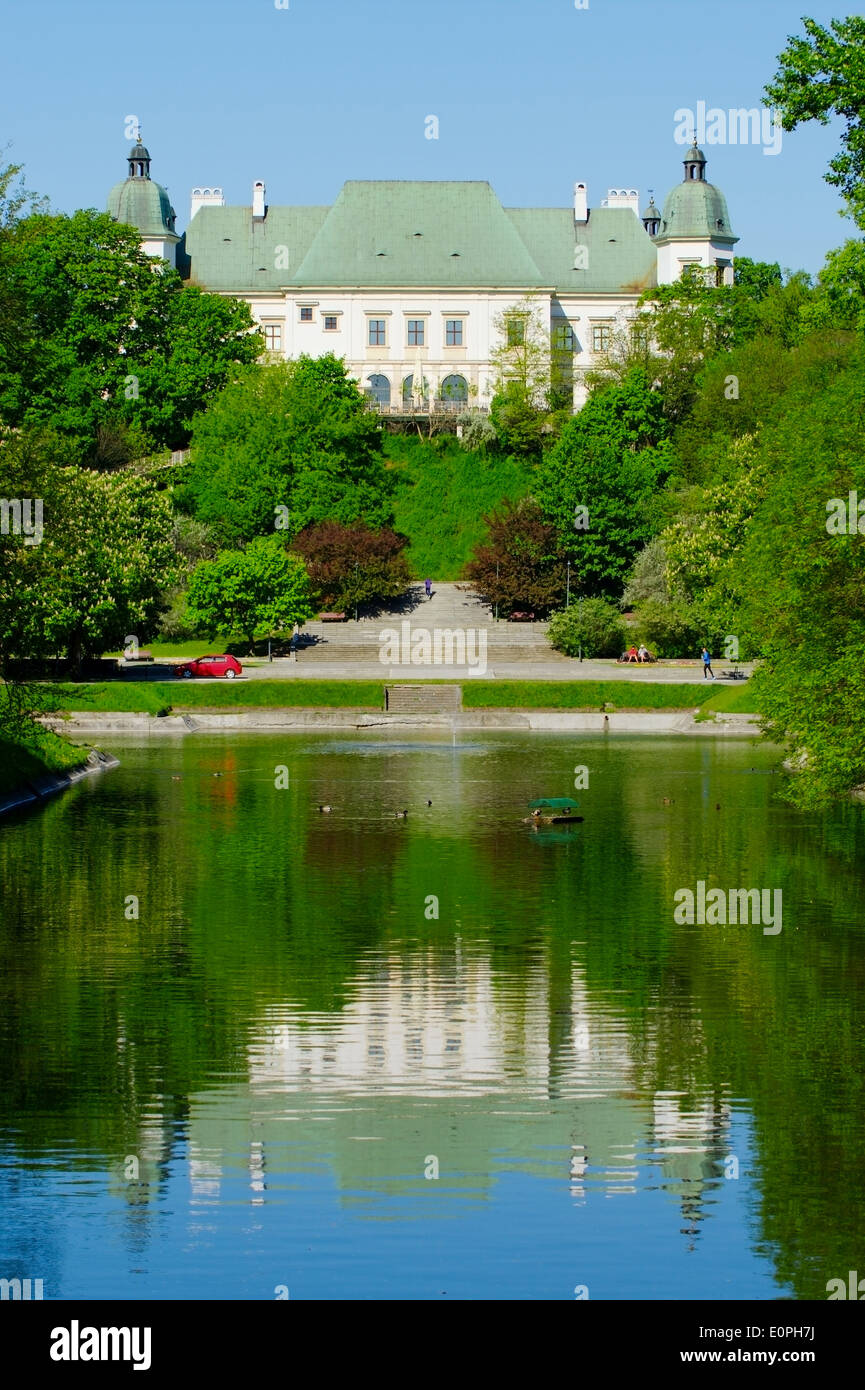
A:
[[44, 678, 760, 715], [696, 683, 761, 718], [386, 436, 531, 578], [462, 681, 752, 711], [48, 681, 385, 714]]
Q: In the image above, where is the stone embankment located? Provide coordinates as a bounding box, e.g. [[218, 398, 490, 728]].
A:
[[0, 749, 120, 818]]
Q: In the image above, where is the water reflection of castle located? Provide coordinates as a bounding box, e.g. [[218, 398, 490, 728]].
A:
[[144, 951, 736, 1245]]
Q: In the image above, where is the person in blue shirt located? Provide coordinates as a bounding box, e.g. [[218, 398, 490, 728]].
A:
[[701, 647, 715, 679], [424, 578, 432, 599]]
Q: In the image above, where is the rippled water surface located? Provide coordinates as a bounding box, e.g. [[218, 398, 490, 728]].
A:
[[1, 731, 863, 1300]]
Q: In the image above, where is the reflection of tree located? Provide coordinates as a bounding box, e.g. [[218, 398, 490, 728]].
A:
[[0, 735, 863, 1296]]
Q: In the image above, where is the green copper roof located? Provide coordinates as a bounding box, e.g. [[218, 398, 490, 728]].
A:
[[108, 178, 177, 240], [507, 205, 657, 293], [658, 180, 736, 241], [177, 181, 659, 295], [292, 181, 542, 287], [178, 204, 329, 291]]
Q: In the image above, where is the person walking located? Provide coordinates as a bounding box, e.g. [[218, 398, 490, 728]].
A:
[[424, 577, 432, 600], [701, 646, 715, 679]]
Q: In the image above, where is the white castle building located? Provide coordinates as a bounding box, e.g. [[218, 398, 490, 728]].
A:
[[108, 139, 738, 409]]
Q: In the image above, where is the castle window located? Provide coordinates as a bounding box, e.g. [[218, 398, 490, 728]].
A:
[[368, 319, 387, 346], [407, 319, 425, 347], [591, 324, 611, 353], [324, 315, 339, 332], [445, 319, 463, 346], [300, 306, 313, 322], [552, 322, 575, 351], [366, 374, 390, 405], [506, 317, 526, 347], [263, 323, 283, 352], [440, 374, 468, 404]]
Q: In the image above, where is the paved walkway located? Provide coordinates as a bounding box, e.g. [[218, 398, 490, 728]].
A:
[[139, 583, 752, 685]]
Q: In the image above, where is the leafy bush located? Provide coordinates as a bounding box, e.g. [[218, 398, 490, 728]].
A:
[[456, 410, 498, 454], [547, 599, 625, 658], [633, 599, 707, 659]]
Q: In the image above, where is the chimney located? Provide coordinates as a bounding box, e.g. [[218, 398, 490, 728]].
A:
[[252, 180, 266, 221], [574, 181, 588, 223], [190, 186, 225, 221], [601, 188, 641, 216]]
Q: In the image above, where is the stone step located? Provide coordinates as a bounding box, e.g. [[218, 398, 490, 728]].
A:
[[384, 684, 462, 713], [298, 646, 573, 665]]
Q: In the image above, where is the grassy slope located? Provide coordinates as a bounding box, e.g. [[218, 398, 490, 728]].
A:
[[463, 681, 723, 710], [44, 679, 759, 715], [0, 728, 87, 798], [49, 681, 385, 714], [386, 436, 532, 579]]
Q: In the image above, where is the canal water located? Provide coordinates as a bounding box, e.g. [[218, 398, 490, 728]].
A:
[[1, 731, 863, 1300]]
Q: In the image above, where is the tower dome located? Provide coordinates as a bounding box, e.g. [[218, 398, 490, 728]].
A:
[[107, 135, 178, 261], [658, 147, 735, 241], [654, 147, 738, 286], [642, 194, 661, 237]]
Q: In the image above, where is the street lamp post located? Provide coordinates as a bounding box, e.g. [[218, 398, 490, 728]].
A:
[[354, 562, 359, 622]]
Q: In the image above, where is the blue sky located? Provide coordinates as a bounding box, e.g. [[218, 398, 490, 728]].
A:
[[1, 0, 856, 274]]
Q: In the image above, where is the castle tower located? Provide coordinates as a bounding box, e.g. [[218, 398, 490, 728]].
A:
[[107, 134, 179, 267], [654, 144, 737, 285]]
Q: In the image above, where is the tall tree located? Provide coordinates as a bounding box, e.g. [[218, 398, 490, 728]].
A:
[[0, 433, 178, 668], [738, 347, 865, 802], [536, 369, 671, 597], [0, 209, 260, 461], [186, 536, 315, 652], [185, 356, 393, 546], [765, 15, 865, 229], [465, 497, 565, 617]]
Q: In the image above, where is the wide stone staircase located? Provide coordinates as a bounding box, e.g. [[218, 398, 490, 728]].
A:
[[298, 582, 572, 667]]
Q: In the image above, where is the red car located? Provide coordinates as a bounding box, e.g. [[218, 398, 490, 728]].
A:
[[173, 654, 242, 680]]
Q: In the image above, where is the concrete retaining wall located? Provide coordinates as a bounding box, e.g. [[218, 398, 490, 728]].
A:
[[42, 710, 761, 737], [0, 749, 120, 819]]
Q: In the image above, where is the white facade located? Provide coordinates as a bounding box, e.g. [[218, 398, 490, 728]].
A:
[[172, 158, 738, 411]]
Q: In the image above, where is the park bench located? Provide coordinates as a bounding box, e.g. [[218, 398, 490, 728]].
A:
[[318, 612, 346, 622]]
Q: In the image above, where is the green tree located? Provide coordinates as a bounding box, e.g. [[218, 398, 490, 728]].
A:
[[185, 357, 392, 546], [488, 296, 554, 457], [465, 497, 565, 617], [765, 15, 865, 229], [536, 369, 671, 597], [799, 239, 865, 334], [292, 521, 411, 613], [186, 536, 315, 652], [0, 209, 259, 460], [0, 434, 178, 668], [738, 346, 865, 803]]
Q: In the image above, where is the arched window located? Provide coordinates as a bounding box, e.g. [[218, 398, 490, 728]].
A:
[[440, 374, 468, 407], [366, 373, 391, 406], [403, 373, 428, 405]]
